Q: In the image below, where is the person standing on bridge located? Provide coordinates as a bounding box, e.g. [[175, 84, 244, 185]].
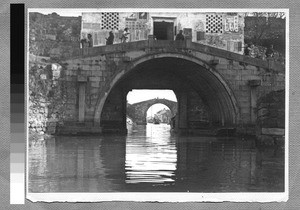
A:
[[266, 44, 274, 58], [121, 28, 130, 43], [87, 33, 93, 47], [175, 30, 184, 41], [106, 31, 114, 45], [244, 44, 250, 56]]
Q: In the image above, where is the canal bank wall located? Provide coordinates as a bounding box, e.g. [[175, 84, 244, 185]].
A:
[[28, 12, 81, 135], [28, 55, 67, 135], [255, 89, 285, 146]]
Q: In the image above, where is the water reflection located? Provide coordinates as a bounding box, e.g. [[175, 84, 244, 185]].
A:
[[125, 124, 177, 184], [28, 124, 284, 192]]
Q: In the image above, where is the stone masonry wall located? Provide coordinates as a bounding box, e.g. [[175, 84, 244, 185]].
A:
[[29, 12, 81, 59], [179, 47, 285, 127], [28, 12, 83, 135], [63, 51, 127, 123], [256, 90, 285, 145], [28, 56, 67, 134], [187, 90, 210, 128], [257, 90, 285, 128]]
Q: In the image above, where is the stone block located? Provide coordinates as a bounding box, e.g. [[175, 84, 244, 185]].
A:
[[242, 75, 261, 81], [240, 113, 250, 121], [259, 135, 275, 146], [66, 103, 75, 109], [90, 65, 100, 71], [218, 58, 229, 64], [84, 121, 94, 127], [245, 65, 258, 71], [125, 51, 146, 59], [277, 81, 285, 87], [262, 128, 285, 136], [70, 70, 78, 76], [77, 75, 87, 82], [80, 70, 90, 76], [240, 69, 252, 75], [232, 63, 244, 70], [65, 76, 77, 81], [227, 69, 239, 75], [81, 64, 91, 70], [240, 108, 251, 115], [64, 70, 70, 76], [248, 79, 261, 86], [239, 102, 250, 110], [91, 70, 103, 77], [91, 94, 99, 99], [91, 82, 100, 87], [80, 59, 89, 65], [71, 59, 80, 64], [215, 64, 229, 70], [234, 75, 242, 80], [90, 88, 100, 94], [102, 71, 108, 77], [72, 65, 79, 70], [261, 119, 278, 127], [66, 60, 73, 66], [209, 59, 219, 65], [67, 98, 76, 104], [257, 108, 268, 117], [63, 70, 70, 76], [123, 56, 132, 62], [196, 52, 213, 62], [89, 77, 101, 82], [235, 80, 247, 86]]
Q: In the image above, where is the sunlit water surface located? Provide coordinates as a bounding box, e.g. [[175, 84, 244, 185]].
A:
[[28, 123, 284, 192]]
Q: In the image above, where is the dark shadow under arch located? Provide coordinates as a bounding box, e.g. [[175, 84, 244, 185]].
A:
[[94, 52, 240, 129]]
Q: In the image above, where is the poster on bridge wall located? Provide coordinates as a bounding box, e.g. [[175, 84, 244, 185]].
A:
[[25, 8, 288, 204]]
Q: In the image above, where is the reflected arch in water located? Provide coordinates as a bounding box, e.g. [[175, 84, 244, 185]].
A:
[[125, 123, 177, 185]]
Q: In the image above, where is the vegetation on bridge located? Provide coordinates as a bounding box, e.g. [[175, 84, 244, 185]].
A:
[[244, 13, 285, 62]]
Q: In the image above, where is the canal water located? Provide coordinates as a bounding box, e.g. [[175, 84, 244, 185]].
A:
[[28, 123, 284, 193]]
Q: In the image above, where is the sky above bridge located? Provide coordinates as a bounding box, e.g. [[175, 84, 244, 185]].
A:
[[127, 89, 177, 104]]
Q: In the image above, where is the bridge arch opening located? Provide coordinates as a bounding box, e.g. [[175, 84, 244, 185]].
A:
[[95, 53, 239, 133], [126, 89, 178, 127], [147, 104, 173, 124]]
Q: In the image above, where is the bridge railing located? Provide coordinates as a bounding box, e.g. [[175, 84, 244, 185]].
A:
[[63, 38, 285, 72]]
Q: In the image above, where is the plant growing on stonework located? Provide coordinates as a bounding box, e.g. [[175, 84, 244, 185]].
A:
[[46, 80, 68, 122], [244, 12, 286, 55], [29, 63, 68, 126]]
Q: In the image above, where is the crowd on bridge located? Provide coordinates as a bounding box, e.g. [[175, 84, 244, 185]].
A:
[[80, 28, 284, 65], [80, 27, 131, 48], [80, 28, 187, 47], [243, 43, 285, 64]]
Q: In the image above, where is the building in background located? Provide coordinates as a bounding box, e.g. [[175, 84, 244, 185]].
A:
[[81, 12, 245, 54]]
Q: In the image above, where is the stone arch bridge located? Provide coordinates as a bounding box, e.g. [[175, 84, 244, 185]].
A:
[[55, 38, 285, 134], [127, 98, 178, 125]]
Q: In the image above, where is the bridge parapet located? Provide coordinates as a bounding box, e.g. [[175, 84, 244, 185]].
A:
[[63, 39, 284, 73]]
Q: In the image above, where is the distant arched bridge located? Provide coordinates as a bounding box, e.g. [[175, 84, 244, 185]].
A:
[[127, 98, 178, 125]]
